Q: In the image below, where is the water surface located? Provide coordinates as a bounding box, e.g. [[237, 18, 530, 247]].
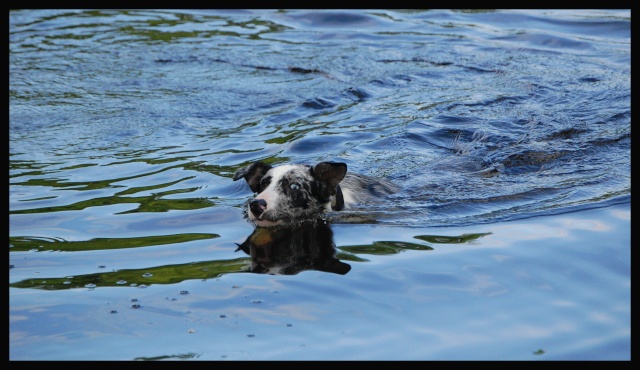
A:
[[9, 9, 630, 360]]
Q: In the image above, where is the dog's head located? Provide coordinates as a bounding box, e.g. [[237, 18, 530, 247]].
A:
[[233, 161, 347, 227]]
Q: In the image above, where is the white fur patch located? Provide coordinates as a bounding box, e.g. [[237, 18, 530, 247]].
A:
[[253, 164, 295, 203], [249, 165, 296, 226]]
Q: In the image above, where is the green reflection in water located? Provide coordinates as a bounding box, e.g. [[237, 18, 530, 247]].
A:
[[10, 188, 213, 215], [134, 353, 201, 361], [335, 252, 370, 263], [9, 232, 492, 290], [340, 241, 434, 255], [413, 232, 492, 244], [339, 232, 491, 255], [9, 156, 251, 215], [9, 233, 219, 252], [117, 16, 289, 42], [9, 257, 249, 290]]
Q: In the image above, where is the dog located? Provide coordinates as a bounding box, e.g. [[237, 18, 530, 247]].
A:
[[233, 161, 399, 227]]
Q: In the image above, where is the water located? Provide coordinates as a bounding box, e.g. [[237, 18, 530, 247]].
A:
[[9, 9, 630, 360]]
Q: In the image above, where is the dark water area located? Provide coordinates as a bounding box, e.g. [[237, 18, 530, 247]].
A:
[[9, 9, 630, 360]]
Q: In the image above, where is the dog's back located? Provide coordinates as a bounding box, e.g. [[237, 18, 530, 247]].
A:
[[340, 172, 399, 206]]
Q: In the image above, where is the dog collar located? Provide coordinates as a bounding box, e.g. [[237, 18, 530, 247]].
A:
[[332, 184, 344, 211]]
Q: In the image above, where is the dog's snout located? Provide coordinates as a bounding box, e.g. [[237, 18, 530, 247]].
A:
[[250, 199, 267, 216]]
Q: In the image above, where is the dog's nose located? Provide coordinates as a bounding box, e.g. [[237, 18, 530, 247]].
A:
[[249, 199, 267, 216]]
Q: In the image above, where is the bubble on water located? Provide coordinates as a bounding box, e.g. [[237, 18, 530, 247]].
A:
[[142, 273, 153, 278], [116, 280, 127, 285], [85, 283, 96, 288]]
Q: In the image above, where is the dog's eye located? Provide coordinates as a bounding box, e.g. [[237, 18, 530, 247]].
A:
[[290, 183, 300, 191]]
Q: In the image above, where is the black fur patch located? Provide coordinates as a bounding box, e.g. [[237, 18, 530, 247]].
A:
[[279, 176, 311, 210], [259, 175, 272, 192], [233, 162, 272, 193]]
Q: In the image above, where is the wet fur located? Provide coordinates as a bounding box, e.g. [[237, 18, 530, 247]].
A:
[[233, 161, 398, 227]]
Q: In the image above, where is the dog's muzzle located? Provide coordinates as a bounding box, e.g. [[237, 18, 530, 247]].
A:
[[249, 199, 267, 217]]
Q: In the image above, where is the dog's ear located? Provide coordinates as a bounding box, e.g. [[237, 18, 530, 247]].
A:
[[233, 162, 272, 193], [312, 162, 347, 195]]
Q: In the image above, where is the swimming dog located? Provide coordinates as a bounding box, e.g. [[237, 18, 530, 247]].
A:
[[233, 161, 399, 227]]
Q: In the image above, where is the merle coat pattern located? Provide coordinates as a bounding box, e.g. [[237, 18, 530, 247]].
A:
[[233, 161, 398, 227]]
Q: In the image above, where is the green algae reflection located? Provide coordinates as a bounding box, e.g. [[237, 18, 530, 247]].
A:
[[9, 233, 219, 252], [9, 231, 491, 290], [339, 232, 491, 256], [9, 257, 249, 290], [413, 232, 492, 244]]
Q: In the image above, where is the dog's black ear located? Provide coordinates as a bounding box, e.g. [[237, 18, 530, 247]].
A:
[[233, 162, 272, 193], [312, 162, 347, 195]]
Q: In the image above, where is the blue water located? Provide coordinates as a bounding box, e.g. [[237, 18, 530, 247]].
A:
[[9, 9, 630, 360]]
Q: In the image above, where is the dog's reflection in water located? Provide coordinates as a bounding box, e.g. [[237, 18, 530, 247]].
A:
[[235, 222, 351, 275]]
